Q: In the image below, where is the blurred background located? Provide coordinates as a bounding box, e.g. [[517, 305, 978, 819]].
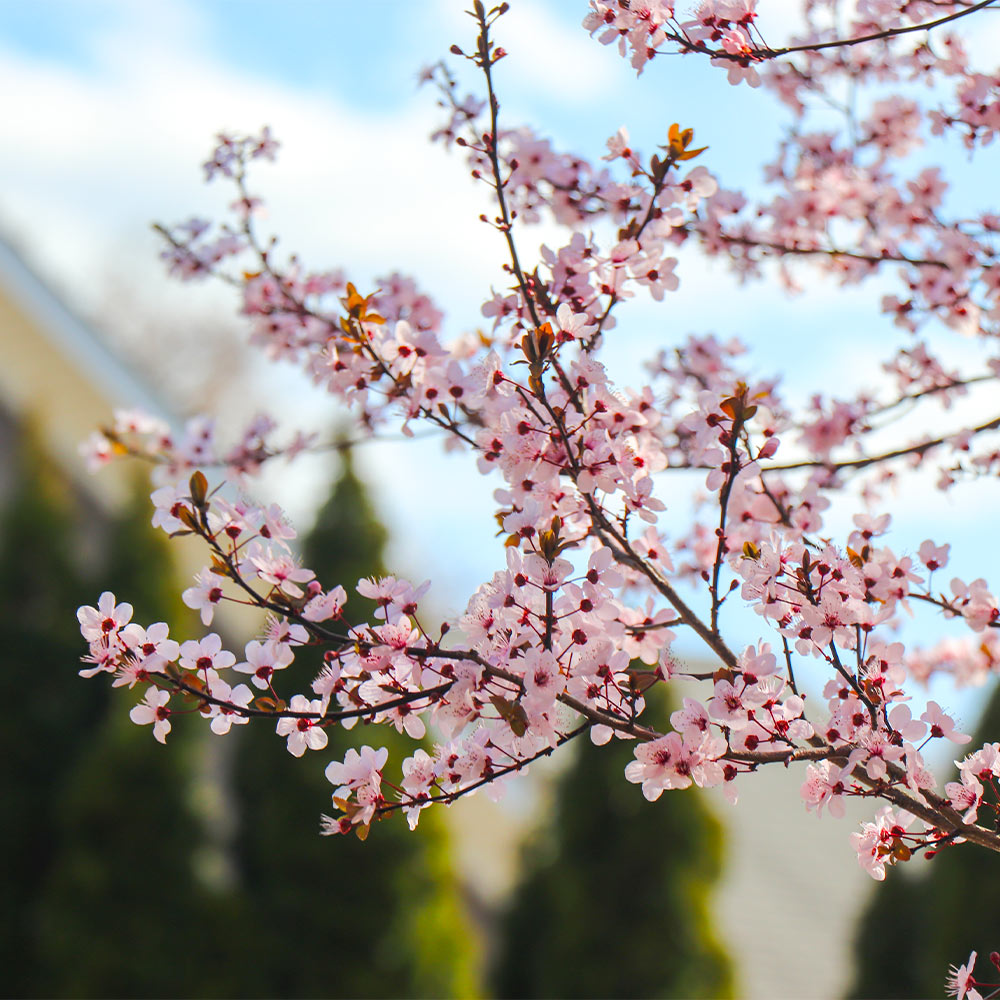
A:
[[4, 1, 1000, 997]]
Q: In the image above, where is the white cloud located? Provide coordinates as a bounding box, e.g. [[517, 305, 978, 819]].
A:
[[0, 0, 573, 605], [0, 1, 509, 325], [4, 0, 998, 612], [432, 0, 622, 105]]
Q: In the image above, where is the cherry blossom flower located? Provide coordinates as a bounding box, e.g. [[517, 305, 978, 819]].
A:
[[78, 592, 133, 644], [945, 771, 984, 824], [248, 546, 314, 599], [130, 688, 172, 744], [303, 585, 347, 622], [182, 569, 225, 626], [275, 695, 329, 757], [206, 677, 253, 736], [235, 639, 294, 690], [922, 701, 972, 744], [325, 745, 389, 826], [178, 633, 236, 676], [400, 748, 437, 830], [946, 951, 982, 1000]]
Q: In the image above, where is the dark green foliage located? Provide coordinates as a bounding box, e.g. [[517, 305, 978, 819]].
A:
[[0, 444, 224, 997], [228, 449, 479, 998], [0, 434, 107, 995], [847, 686, 1000, 1000], [35, 712, 245, 998], [231, 728, 477, 998], [32, 479, 237, 998], [492, 691, 734, 1000]]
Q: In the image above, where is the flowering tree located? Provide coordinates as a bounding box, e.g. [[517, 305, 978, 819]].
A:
[[77, 1, 1000, 993]]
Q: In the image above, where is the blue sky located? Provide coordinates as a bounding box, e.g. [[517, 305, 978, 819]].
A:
[[3, 0, 1000, 731]]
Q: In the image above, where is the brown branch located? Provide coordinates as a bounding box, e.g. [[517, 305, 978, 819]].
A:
[[473, 5, 543, 330], [155, 672, 455, 724], [698, 230, 950, 269], [662, 0, 997, 64], [727, 735, 1000, 854], [764, 413, 1000, 473], [370, 721, 592, 821], [710, 428, 742, 634], [765, 0, 998, 57]]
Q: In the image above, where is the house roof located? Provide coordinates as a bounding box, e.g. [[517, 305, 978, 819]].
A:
[[0, 233, 176, 422], [0, 232, 180, 507]]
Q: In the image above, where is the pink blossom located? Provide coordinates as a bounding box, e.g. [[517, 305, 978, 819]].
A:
[[182, 569, 225, 626], [922, 701, 972, 744], [918, 539, 950, 572], [521, 647, 563, 710], [325, 745, 389, 825], [205, 676, 253, 735], [78, 592, 133, 644], [235, 639, 294, 690], [625, 730, 725, 798], [303, 585, 348, 622], [400, 748, 437, 830], [248, 547, 314, 599], [946, 951, 982, 1000], [945, 772, 983, 824], [179, 633, 236, 675], [275, 695, 329, 756], [801, 753, 862, 819], [130, 688, 172, 744]]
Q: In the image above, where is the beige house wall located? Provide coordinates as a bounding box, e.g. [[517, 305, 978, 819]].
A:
[[0, 285, 134, 507], [0, 248, 262, 637]]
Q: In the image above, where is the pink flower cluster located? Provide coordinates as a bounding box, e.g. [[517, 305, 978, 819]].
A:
[[583, 0, 762, 81]]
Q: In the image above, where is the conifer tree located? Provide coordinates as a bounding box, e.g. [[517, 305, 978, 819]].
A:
[[229, 448, 479, 998], [848, 688, 1000, 999], [35, 484, 242, 997], [492, 689, 734, 999], [0, 433, 107, 995]]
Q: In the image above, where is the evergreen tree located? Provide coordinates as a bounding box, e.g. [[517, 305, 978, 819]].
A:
[[492, 690, 734, 999], [229, 449, 479, 998], [848, 686, 1000, 999], [0, 434, 107, 995], [35, 484, 243, 997]]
